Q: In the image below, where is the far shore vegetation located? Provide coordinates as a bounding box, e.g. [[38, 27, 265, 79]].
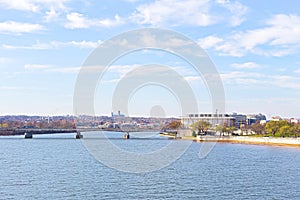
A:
[[166, 119, 300, 138]]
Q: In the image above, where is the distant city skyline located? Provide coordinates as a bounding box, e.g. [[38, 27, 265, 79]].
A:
[[0, 0, 300, 118]]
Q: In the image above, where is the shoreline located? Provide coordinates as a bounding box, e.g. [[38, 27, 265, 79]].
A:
[[181, 136, 300, 148]]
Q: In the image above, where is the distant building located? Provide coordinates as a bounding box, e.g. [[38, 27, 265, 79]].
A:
[[290, 118, 299, 124], [181, 113, 235, 128], [271, 116, 282, 121], [182, 113, 266, 129], [247, 113, 267, 125], [260, 120, 268, 125], [230, 113, 247, 128], [111, 111, 128, 123]]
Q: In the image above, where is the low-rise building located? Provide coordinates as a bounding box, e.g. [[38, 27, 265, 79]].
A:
[[247, 113, 267, 125], [182, 113, 267, 129], [290, 118, 299, 124], [181, 113, 235, 128], [271, 116, 282, 121], [230, 113, 247, 128]]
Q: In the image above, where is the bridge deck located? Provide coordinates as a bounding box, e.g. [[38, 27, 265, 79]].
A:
[[0, 128, 161, 136]]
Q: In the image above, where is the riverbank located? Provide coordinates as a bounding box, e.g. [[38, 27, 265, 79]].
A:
[[181, 136, 300, 148]]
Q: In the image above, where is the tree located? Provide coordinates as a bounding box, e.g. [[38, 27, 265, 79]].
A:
[[278, 125, 292, 137], [215, 123, 234, 136], [265, 120, 289, 136], [167, 120, 182, 130], [240, 124, 247, 135], [220, 123, 230, 136], [190, 120, 211, 135], [228, 126, 238, 135], [249, 121, 265, 135], [292, 124, 300, 137], [215, 125, 223, 136]]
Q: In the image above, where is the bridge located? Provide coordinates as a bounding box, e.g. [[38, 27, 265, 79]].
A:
[[0, 127, 163, 139]]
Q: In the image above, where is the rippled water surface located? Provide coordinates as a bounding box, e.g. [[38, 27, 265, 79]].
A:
[[1, 132, 300, 199]]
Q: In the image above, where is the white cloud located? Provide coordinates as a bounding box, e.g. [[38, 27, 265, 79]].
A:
[[64, 12, 88, 29], [65, 12, 124, 29], [107, 64, 138, 75], [199, 14, 300, 57], [52, 40, 102, 48], [0, 21, 45, 34], [44, 7, 60, 22], [0, 0, 68, 12], [221, 71, 300, 89], [216, 0, 248, 26], [0, 86, 19, 91], [273, 75, 300, 90], [278, 68, 287, 72], [24, 64, 51, 70], [2, 40, 102, 50], [125, 0, 140, 3], [23, 64, 111, 74], [198, 35, 224, 49], [0, 0, 38, 12], [184, 76, 202, 82], [0, 57, 11, 65], [3, 43, 50, 50], [231, 62, 260, 69], [131, 0, 216, 26], [130, 0, 248, 27], [238, 15, 300, 51], [23, 64, 80, 74], [199, 33, 246, 57], [221, 71, 263, 84], [214, 39, 245, 57], [0, 0, 69, 24], [295, 69, 300, 74], [46, 67, 80, 74]]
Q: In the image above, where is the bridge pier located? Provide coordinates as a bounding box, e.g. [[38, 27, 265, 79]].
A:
[[75, 131, 83, 139], [124, 132, 130, 139], [24, 132, 33, 139]]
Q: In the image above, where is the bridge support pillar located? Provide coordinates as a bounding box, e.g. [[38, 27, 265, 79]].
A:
[[124, 132, 130, 139], [24, 132, 33, 139], [75, 131, 83, 139]]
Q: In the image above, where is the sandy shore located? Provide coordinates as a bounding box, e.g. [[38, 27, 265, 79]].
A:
[[181, 136, 300, 148]]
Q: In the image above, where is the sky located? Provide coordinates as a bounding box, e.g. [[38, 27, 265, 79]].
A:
[[0, 0, 300, 119]]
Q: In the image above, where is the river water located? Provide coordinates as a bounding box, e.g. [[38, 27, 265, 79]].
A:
[[1, 132, 300, 199]]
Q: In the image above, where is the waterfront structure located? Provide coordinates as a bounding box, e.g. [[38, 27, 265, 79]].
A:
[[182, 113, 267, 129], [181, 113, 235, 128]]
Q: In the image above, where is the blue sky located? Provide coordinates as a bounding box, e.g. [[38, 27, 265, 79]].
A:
[[0, 0, 300, 118]]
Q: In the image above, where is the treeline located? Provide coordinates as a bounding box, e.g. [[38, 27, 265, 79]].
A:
[[190, 120, 237, 136], [249, 120, 300, 137], [0, 120, 76, 129], [166, 119, 300, 138]]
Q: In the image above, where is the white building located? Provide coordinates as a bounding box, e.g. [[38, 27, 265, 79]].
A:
[[290, 118, 299, 124], [181, 113, 235, 128]]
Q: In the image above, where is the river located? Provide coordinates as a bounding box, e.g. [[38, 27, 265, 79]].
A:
[[0, 131, 300, 199]]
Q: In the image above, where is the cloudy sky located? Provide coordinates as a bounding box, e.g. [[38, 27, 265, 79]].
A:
[[0, 0, 299, 118]]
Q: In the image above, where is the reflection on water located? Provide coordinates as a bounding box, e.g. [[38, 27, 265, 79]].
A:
[[0, 132, 300, 199]]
